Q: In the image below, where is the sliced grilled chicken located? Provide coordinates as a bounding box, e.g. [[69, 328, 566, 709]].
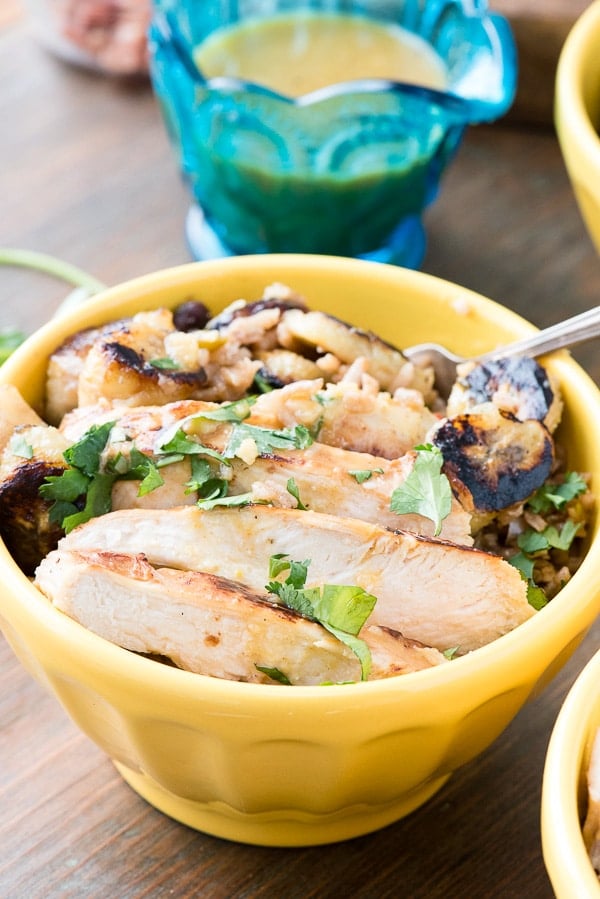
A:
[[279, 308, 435, 399], [60, 505, 534, 653], [0, 424, 70, 574], [34, 548, 447, 684], [432, 402, 554, 514], [63, 371, 438, 463], [446, 356, 563, 433], [59, 400, 472, 542]]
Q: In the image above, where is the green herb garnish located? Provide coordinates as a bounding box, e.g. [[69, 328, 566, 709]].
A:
[[8, 432, 33, 459], [266, 555, 376, 681], [255, 665, 292, 685], [526, 472, 587, 514], [149, 356, 180, 370], [40, 421, 117, 533], [348, 468, 384, 484], [286, 477, 307, 510], [225, 422, 314, 458], [390, 444, 452, 536]]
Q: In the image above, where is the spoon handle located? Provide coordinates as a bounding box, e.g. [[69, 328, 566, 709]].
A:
[[476, 305, 600, 363]]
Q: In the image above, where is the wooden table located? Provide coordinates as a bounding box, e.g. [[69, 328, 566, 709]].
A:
[[1, 10, 600, 899]]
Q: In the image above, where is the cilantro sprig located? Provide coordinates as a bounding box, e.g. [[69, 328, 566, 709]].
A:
[[40, 422, 168, 533], [266, 554, 377, 682], [508, 471, 588, 609], [390, 444, 452, 536], [40, 421, 117, 533]]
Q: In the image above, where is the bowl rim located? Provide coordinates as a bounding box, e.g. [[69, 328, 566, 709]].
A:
[[555, 0, 600, 178], [542, 647, 600, 897], [2, 254, 600, 711]]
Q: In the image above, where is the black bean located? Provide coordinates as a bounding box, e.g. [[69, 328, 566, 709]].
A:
[[173, 300, 211, 332]]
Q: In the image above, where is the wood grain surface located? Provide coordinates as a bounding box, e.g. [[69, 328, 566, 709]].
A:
[[1, 11, 600, 899]]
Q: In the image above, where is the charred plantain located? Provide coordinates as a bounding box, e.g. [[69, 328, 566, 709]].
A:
[[433, 402, 554, 513]]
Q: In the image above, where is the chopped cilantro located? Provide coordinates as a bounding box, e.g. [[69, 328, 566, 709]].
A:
[[186, 397, 256, 424], [266, 554, 376, 681], [526, 582, 548, 611], [255, 665, 291, 685], [348, 468, 384, 484], [286, 477, 307, 510], [8, 433, 33, 459], [159, 429, 229, 464], [390, 444, 452, 536], [517, 520, 581, 555], [225, 422, 314, 459], [196, 490, 259, 511], [526, 472, 587, 514], [252, 371, 275, 394], [149, 356, 180, 370], [40, 422, 169, 531]]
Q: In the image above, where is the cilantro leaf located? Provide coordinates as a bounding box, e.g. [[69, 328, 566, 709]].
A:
[[390, 444, 452, 536], [124, 447, 165, 496], [186, 397, 256, 424], [311, 584, 377, 637], [508, 550, 536, 580], [8, 433, 33, 459], [63, 421, 115, 476], [40, 467, 90, 502], [348, 468, 384, 484], [527, 582, 548, 610], [255, 665, 291, 685], [225, 422, 314, 458], [545, 520, 581, 551], [265, 555, 376, 681], [323, 624, 372, 680], [61, 470, 116, 533], [196, 491, 258, 511], [159, 429, 229, 464], [286, 477, 307, 510], [149, 357, 180, 370], [527, 472, 587, 514]]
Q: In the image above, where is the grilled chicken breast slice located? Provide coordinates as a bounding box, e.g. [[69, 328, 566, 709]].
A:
[[34, 548, 446, 684], [59, 400, 472, 542], [60, 505, 534, 653]]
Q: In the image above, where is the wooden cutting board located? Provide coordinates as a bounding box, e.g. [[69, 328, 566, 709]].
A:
[[492, 0, 592, 124]]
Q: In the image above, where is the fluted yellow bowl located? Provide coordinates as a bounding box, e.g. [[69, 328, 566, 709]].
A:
[[555, 0, 600, 253], [542, 648, 600, 897], [2, 254, 600, 847]]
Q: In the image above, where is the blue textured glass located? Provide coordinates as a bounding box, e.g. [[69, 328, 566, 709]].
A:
[[149, 1, 517, 267]]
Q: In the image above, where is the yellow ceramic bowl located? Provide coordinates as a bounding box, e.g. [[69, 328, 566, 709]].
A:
[[555, 0, 600, 253], [2, 254, 600, 847], [542, 649, 600, 897]]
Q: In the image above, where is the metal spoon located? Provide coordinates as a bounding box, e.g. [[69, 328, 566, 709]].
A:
[[403, 305, 600, 399]]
